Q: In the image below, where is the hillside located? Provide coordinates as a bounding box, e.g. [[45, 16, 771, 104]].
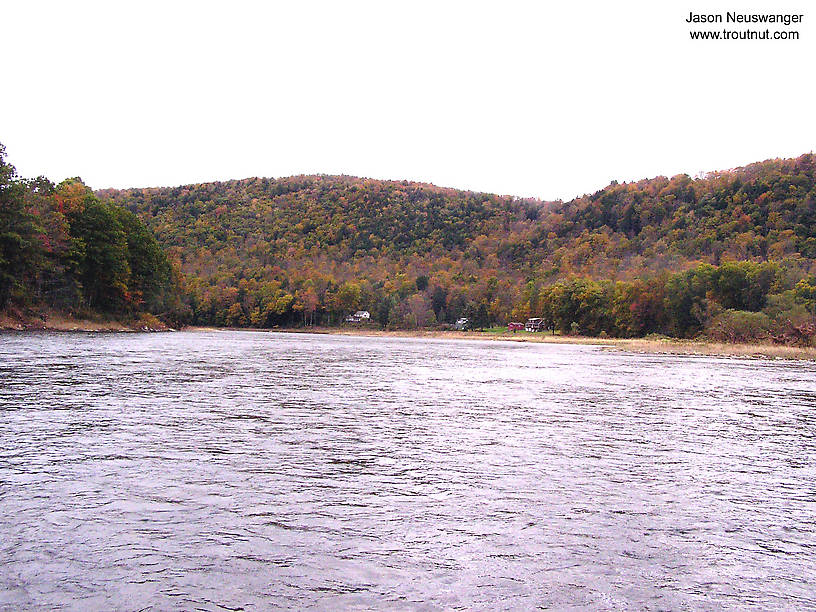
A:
[[98, 177, 550, 327], [96, 154, 816, 340], [4, 142, 814, 341], [554, 154, 816, 273]]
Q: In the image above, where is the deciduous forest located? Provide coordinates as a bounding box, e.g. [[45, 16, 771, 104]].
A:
[[3, 142, 815, 343]]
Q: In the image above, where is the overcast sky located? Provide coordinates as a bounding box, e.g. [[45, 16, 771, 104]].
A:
[[3, 1, 814, 200]]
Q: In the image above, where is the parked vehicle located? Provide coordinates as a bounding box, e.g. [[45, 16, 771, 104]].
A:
[[455, 317, 470, 331]]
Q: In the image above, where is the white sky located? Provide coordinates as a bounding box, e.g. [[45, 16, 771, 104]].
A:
[[3, 1, 814, 201]]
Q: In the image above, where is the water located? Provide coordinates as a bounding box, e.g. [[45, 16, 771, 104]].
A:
[[1, 331, 815, 610]]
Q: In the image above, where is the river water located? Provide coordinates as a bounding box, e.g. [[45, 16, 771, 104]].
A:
[[1, 331, 814, 610]]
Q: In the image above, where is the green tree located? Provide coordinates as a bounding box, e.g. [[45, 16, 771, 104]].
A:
[[0, 145, 43, 308], [67, 195, 131, 312], [332, 281, 362, 317], [113, 206, 173, 312], [464, 300, 490, 330]]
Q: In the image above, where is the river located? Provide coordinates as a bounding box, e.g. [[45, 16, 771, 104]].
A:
[[1, 331, 814, 610]]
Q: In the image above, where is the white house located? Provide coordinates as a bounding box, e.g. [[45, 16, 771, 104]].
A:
[[344, 310, 371, 323]]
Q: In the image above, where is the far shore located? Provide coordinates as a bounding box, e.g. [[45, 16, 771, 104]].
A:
[[184, 325, 816, 361], [3, 311, 815, 360]]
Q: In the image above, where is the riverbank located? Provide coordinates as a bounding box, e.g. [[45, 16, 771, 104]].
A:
[[0, 308, 172, 332], [5, 315, 814, 359], [184, 325, 816, 360]]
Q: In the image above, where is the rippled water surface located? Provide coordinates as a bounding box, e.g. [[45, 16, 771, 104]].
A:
[[1, 331, 815, 610]]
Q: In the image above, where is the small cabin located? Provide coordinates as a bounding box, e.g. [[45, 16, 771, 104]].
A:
[[454, 317, 470, 331], [508, 322, 524, 332], [344, 310, 371, 323], [525, 317, 544, 332]]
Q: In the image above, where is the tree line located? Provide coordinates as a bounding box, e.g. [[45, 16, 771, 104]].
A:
[[0, 144, 179, 320], [515, 261, 815, 344]]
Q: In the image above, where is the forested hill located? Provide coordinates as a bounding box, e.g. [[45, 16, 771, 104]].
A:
[[104, 175, 547, 263], [96, 154, 816, 332], [99, 177, 556, 326], [554, 154, 816, 271], [4, 141, 813, 338]]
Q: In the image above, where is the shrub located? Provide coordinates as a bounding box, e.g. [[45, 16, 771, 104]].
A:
[[706, 309, 772, 343], [770, 314, 816, 346]]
